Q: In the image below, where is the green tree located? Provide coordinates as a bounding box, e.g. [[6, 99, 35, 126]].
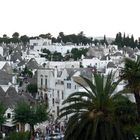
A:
[[13, 101, 31, 132], [41, 49, 51, 60], [80, 48, 88, 56], [13, 101, 48, 136], [114, 32, 123, 48], [3, 34, 8, 38], [22, 67, 33, 77], [52, 51, 63, 61], [39, 33, 52, 39], [12, 32, 20, 38], [132, 124, 140, 139], [28, 104, 48, 135], [103, 35, 108, 45], [2, 34, 10, 44], [27, 84, 37, 98], [5, 131, 30, 140], [121, 56, 140, 118], [130, 35, 135, 48], [71, 48, 81, 60], [59, 72, 137, 140], [42, 48, 51, 54], [11, 32, 20, 43], [20, 35, 29, 45], [57, 32, 65, 43], [45, 33, 52, 39]]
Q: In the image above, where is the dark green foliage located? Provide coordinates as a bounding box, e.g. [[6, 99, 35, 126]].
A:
[[113, 32, 138, 48], [13, 101, 31, 125], [27, 84, 37, 97], [71, 48, 80, 60], [42, 48, 51, 54], [11, 32, 20, 43], [42, 47, 88, 61], [56, 31, 92, 45], [22, 67, 33, 77], [28, 104, 49, 126], [0, 103, 6, 125], [52, 51, 63, 61], [20, 35, 29, 45], [0, 31, 139, 49], [59, 72, 137, 140], [41, 49, 63, 61], [41, 49, 51, 60], [132, 124, 140, 139], [70, 48, 88, 60], [12, 32, 19, 38], [4, 131, 30, 140], [39, 33, 52, 39], [103, 35, 108, 45], [13, 101, 48, 134], [121, 56, 140, 118]]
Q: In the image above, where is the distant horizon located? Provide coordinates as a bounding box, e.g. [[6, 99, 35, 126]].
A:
[[0, 31, 138, 40]]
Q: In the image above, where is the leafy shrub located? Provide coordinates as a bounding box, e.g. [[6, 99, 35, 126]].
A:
[[4, 131, 30, 140]]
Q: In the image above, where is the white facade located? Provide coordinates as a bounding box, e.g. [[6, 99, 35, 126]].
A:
[[37, 68, 88, 119], [46, 61, 80, 69], [82, 57, 112, 69], [0, 46, 3, 56], [4, 108, 14, 125], [22, 50, 40, 60], [30, 38, 52, 46]]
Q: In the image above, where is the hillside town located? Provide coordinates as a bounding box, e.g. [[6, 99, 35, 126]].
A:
[[0, 32, 139, 139]]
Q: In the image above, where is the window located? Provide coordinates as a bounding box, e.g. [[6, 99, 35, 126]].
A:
[[57, 90, 59, 99], [44, 94, 48, 100], [41, 78, 43, 86], [52, 98, 54, 106], [67, 83, 71, 89], [75, 85, 77, 89], [45, 79, 47, 87], [62, 91, 64, 100], [7, 113, 11, 119], [57, 106, 59, 116]]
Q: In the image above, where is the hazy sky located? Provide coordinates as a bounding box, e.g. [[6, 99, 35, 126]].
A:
[[0, 0, 140, 38]]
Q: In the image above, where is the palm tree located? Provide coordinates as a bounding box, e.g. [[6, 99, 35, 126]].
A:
[[121, 56, 140, 118], [59, 72, 137, 140]]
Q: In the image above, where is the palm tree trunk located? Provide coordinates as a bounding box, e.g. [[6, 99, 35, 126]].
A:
[[134, 90, 140, 119]]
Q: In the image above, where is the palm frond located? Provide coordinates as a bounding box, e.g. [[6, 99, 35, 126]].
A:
[[59, 71, 136, 140]]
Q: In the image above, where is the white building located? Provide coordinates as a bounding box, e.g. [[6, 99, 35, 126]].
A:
[[37, 68, 92, 119], [30, 38, 52, 46], [45, 61, 80, 69], [82, 55, 112, 69]]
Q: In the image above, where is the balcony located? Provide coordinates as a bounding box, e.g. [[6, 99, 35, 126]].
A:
[[55, 98, 60, 104]]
